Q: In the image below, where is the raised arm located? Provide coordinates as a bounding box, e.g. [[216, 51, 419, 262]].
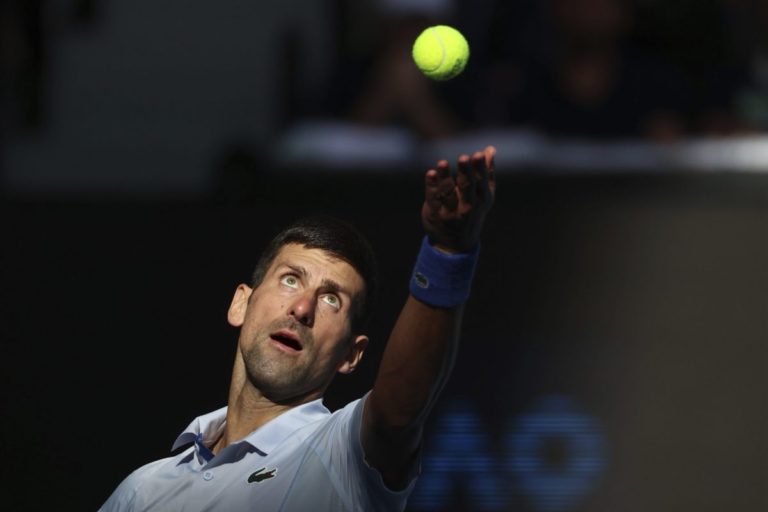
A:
[[362, 146, 497, 489]]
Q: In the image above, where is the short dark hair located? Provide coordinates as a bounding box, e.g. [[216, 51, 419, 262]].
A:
[[250, 215, 378, 330]]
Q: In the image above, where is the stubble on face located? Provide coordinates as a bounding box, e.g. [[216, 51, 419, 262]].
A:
[[241, 316, 347, 403]]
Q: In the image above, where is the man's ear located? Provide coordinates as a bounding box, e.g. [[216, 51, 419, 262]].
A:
[[227, 284, 253, 327], [337, 335, 369, 375]]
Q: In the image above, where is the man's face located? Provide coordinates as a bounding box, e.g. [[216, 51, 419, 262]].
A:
[[227, 244, 369, 403]]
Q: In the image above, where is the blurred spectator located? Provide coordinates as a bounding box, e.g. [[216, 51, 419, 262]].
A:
[[481, 0, 690, 141], [630, 0, 752, 135], [330, 0, 468, 139], [324, 0, 767, 141], [348, 15, 462, 139], [727, 0, 768, 131]]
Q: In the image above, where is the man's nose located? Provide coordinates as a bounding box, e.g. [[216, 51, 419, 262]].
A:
[[289, 292, 316, 326]]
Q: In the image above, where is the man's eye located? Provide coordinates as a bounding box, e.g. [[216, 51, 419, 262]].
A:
[[281, 275, 299, 288], [322, 294, 340, 309]]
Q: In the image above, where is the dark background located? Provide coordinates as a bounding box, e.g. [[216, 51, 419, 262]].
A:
[[2, 1, 768, 511]]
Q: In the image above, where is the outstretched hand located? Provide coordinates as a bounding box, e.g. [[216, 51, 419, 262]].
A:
[[421, 146, 496, 253]]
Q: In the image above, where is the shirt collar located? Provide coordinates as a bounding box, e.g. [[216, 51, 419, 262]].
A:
[[172, 405, 228, 452], [172, 399, 330, 455]]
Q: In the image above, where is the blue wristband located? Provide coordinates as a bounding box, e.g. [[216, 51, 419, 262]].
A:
[[409, 236, 480, 308]]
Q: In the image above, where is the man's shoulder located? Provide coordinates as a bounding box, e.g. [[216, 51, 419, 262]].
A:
[[276, 397, 358, 451], [99, 449, 193, 511], [297, 395, 366, 438], [127, 448, 193, 481]]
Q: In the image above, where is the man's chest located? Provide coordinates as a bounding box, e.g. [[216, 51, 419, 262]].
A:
[[134, 445, 350, 511]]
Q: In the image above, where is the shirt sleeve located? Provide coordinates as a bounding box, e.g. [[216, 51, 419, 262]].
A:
[[320, 391, 421, 512]]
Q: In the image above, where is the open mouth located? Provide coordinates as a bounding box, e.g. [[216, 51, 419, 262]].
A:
[[270, 331, 303, 352]]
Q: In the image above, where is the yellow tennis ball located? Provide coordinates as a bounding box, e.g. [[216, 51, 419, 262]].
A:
[[412, 25, 470, 81]]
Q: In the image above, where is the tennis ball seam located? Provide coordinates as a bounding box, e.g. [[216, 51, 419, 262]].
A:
[[429, 26, 447, 72]]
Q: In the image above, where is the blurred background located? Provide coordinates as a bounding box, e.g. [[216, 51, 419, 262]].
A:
[[2, 0, 767, 510]]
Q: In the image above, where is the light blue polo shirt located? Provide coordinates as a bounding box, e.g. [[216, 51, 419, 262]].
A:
[[100, 394, 417, 511]]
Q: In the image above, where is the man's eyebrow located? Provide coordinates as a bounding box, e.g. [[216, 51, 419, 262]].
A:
[[280, 264, 350, 297], [320, 278, 347, 297], [282, 263, 308, 279]]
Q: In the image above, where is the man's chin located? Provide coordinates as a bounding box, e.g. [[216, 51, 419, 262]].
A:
[[245, 368, 306, 402]]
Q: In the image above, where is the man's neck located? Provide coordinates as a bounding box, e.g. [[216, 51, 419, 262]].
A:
[[211, 357, 323, 455], [211, 387, 292, 455]]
